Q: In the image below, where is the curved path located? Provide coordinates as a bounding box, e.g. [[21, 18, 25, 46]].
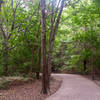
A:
[[46, 74, 100, 100]]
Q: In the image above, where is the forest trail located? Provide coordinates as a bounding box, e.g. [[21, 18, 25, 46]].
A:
[[46, 74, 100, 100]]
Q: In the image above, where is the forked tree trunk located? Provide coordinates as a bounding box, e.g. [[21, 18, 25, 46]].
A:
[[41, 0, 48, 94], [47, 0, 65, 89]]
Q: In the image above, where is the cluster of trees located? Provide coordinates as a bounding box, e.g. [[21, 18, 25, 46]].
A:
[[53, 0, 100, 79], [0, 0, 71, 94], [0, 0, 41, 76], [0, 0, 100, 94]]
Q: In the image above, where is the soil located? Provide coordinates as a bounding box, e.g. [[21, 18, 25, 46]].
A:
[[0, 76, 62, 100]]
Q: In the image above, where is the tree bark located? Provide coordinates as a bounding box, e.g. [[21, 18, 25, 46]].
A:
[[47, 0, 65, 89], [29, 43, 35, 75], [83, 60, 87, 72], [91, 56, 95, 80], [35, 46, 41, 79], [41, 0, 48, 94], [3, 39, 9, 75]]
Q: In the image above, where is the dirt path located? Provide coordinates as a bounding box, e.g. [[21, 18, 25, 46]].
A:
[[46, 74, 100, 100]]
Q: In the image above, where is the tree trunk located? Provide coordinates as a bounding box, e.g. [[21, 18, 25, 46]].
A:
[[3, 39, 9, 76], [47, 41, 53, 89], [47, 0, 65, 89], [83, 60, 87, 72], [91, 66, 95, 80], [36, 46, 41, 79], [91, 56, 95, 80], [41, 0, 48, 94], [36, 72, 40, 79], [29, 44, 35, 75]]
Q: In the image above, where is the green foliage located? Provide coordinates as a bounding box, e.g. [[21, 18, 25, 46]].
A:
[[53, 0, 100, 74], [0, 0, 41, 76], [0, 0, 100, 76]]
